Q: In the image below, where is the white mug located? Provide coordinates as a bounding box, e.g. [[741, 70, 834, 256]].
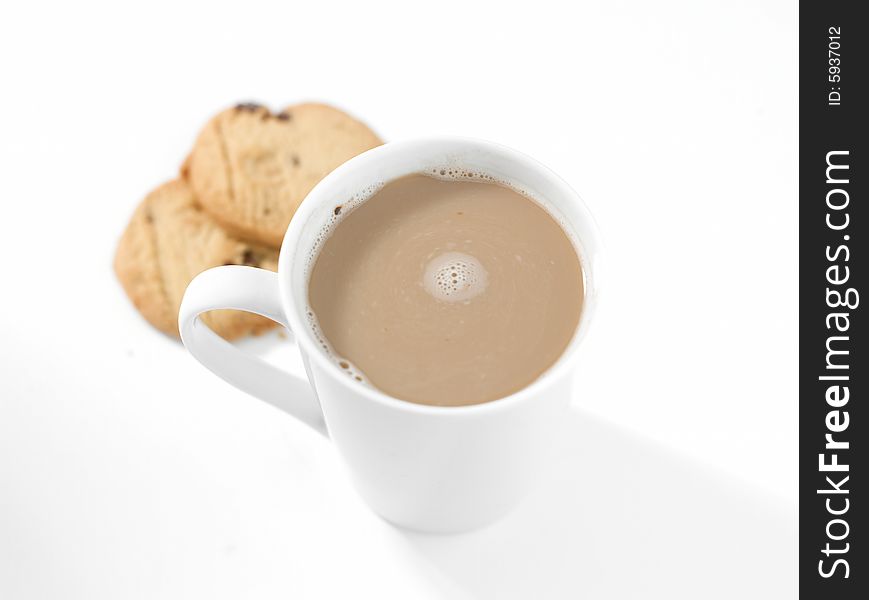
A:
[[179, 137, 602, 533]]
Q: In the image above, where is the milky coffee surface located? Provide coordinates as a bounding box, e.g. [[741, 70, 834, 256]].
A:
[[308, 174, 583, 406]]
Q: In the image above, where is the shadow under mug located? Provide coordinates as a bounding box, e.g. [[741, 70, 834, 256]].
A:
[[178, 137, 603, 533]]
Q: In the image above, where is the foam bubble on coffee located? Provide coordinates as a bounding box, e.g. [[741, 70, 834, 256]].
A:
[[423, 251, 488, 302]]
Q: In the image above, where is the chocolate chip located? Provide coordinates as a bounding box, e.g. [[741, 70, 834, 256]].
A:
[[241, 248, 259, 267], [145, 211, 154, 224], [263, 207, 271, 216], [276, 111, 292, 121], [235, 102, 263, 112], [333, 205, 342, 216], [261, 111, 271, 120], [291, 154, 301, 166]]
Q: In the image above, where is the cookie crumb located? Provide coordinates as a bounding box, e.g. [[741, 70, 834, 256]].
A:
[[291, 154, 301, 166], [276, 111, 292, 121], [235, 102, 263, 112], [333, 205, 342, 216]]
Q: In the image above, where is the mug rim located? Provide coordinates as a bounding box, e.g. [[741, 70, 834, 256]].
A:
[[278, 136, 603, 416]]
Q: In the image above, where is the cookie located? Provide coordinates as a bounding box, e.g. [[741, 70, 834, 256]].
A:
[[185, 102, 382, 247], [114, 179, 279, 340]]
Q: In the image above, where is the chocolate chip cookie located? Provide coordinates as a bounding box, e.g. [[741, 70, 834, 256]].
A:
[[114, 179, 278, 339], [185, 102, 382, 248]]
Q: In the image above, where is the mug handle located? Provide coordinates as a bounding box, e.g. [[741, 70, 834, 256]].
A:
[[178, 265, 326, 436]]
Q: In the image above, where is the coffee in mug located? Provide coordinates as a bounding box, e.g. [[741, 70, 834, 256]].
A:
[[308, 173, 584, 406]]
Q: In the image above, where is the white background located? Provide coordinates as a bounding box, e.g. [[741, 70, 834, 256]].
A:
[[0, 1, 797, 598]]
